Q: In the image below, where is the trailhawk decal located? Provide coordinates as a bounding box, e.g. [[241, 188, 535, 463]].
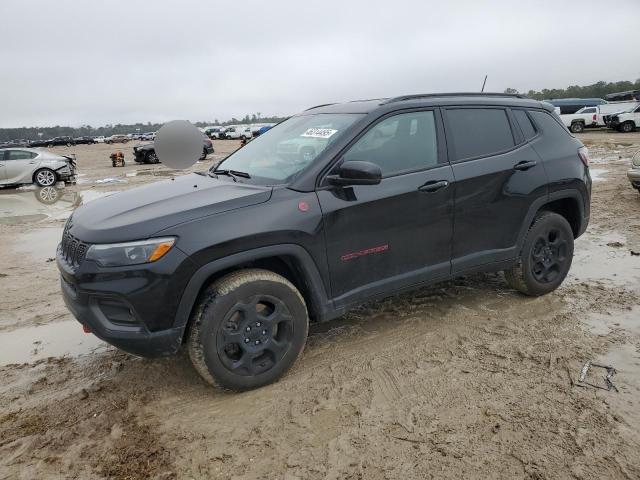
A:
[[340, 244, 389, 262], [301, 128, 338, 139]]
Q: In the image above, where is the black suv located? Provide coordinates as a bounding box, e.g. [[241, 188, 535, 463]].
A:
[[57, 93, 591, 390]]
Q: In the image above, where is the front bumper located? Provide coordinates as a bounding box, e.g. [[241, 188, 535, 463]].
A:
[[204, 144, 215, 154], [628, 168, 640, 190], [57, 241, 197, 357]]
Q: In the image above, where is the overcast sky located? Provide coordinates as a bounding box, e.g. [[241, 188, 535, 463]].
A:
[[1, 0, 638, 128]]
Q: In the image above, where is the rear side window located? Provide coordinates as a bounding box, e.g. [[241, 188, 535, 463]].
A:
[[529, 111, 572, 140], [512, 109, 537, 140], [7, 150, 36, 160], [445, 108, 514, 161]]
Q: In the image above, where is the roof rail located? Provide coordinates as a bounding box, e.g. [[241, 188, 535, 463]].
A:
[[304, 103, 336, 111], [383, 92, 528, 104]]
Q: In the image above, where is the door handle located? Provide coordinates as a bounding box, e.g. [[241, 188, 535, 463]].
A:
[[418, 180, 449, 193], [514, 160, 537, 171]]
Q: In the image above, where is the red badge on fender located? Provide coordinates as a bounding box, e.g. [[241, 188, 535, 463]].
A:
[[298, 201, 309, 212]]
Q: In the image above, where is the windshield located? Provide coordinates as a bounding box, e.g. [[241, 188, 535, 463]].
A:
[[212, 113, 363, 184]]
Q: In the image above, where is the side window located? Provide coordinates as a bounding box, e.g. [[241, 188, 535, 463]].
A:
[[343, 111, 438, 176], [529, 110, 572, 139], [7, 150, 36, 160], [445, 108, 514, 161], [512, 109, 537, 140], [582, 108, 596, 113]]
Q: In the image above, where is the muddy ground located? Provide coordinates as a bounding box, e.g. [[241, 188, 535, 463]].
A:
[[1, 133, 639, 479]]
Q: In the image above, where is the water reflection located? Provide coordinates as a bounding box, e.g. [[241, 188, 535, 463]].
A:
[[0, 186, 118, 225]]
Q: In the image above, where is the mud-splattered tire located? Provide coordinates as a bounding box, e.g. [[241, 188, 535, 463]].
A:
[[187, 269, 309, 391], [504, 212, 574, 296]]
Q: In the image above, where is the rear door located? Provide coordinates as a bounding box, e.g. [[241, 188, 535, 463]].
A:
[[443, 106, 548, 273], [317, 109, 455, 305]]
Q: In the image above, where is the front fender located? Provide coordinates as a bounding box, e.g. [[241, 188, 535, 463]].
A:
[[172, 243, 334, 337]]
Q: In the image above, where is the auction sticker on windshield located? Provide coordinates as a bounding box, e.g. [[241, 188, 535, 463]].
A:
[[301, 128, 338, 139]]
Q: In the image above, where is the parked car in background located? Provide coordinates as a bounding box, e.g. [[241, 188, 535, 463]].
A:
[[132, 135, 214, 164], [605, 90, 640, 102], [544, 98, 607, 115], [204, 126, 225, 139], [140, 132, 156, 141], [93, 136, 106, 143], [46, 136, 76, 147], [628, 151, 640, 192], [253, 125, 273, 137], [223, 125, 253, 140], [608, 104, 640, 133], [0, 147, 77, 186], [73, 136, 96, 145], [105, 134, 129, 144]]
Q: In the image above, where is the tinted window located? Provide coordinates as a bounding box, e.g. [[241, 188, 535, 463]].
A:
[[512, 109, 537, 140], [343, 111, 438, 176], [446, 108, 514, 160], [7, 150, 36, 160], [581, 107, 596, 113], [529, 110, 571, 140]]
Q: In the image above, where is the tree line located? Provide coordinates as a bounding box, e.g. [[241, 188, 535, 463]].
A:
[[3, 79, 640, 142], [0, 114, 287, 142], [504, 78, 640, 100]]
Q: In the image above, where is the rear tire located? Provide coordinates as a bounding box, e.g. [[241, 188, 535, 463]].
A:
[[570, 122, 584, 134], [34, 168, 57, 187], [187, 269, 309, 391], [146, 151, 159, 164], [504, 212, 574, 296]]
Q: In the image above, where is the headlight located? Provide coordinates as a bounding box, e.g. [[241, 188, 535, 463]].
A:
[[85, 237, 176, 267]]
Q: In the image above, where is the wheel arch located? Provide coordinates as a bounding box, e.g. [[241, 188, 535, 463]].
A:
[[516, 190, 587, 252], [32, 167, 57, 185], [174, 244, 333, 342]]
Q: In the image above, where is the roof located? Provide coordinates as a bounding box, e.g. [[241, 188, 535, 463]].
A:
[[301, 93, 546, 115]]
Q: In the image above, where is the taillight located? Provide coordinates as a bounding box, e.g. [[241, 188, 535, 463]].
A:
[[578, 146, 589, 167]]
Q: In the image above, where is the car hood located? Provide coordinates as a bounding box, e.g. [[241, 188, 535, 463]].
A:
[[69, 173, 272, 243]]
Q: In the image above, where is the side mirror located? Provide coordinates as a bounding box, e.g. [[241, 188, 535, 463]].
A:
[[327, 160, 382, 186]]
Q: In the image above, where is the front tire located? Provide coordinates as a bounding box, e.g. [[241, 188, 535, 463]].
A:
[[187, 269, 309, 391], [146, 151, 159, 164], [34, 168, 57, 187], [504, 212, 574, 296], [620, 121, 635, 133]]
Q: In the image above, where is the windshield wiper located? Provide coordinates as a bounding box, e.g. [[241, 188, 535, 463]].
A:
[[210, 169, 251, 182]]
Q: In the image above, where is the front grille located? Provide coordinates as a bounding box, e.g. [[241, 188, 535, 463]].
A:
[[60, 220, 89, 267]]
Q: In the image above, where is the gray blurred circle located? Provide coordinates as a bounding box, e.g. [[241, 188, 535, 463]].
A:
[[154, 120, 203, 169]]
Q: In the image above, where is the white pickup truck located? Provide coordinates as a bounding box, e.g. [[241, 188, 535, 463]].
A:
[[560, 101, 639, 133]]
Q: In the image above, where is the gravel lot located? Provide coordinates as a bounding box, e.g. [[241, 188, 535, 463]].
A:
[[1, 132, 639, 479]]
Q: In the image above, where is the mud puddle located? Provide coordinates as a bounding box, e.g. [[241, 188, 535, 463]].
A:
[[589, 168, 608, 182], [0, 320, 107, 366], [571, 232, 640, 289], [0, 188, 119, 225], [581, 307, 640, 336]]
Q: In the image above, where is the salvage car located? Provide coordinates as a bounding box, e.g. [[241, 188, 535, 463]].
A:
[[0, 147, 77, 186], [133, 135, 214, 164], [609, 104, 640, 133], [58, 93, 591, 391], [73, 136, 96, 145]]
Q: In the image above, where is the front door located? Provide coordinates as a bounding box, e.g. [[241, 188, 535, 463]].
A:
[[4, 149, 38, 184], [317, 109, 455, 306]]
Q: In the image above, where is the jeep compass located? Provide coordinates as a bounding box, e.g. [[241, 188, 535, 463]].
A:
[[57, 93, 591, 390]]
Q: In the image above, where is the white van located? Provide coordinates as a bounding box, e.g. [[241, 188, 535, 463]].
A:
[[223, 125, 253, 140]]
